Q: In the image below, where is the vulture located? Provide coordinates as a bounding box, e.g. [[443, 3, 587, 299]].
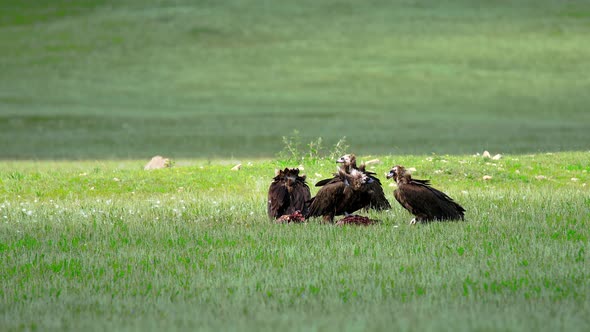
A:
[[386, 165, 465, 224], [315, 154, 391, 211], [305, 167, 374, 222], [267, 168, 311, 219]]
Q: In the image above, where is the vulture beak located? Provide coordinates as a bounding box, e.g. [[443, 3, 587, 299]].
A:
[[386, 170, 396, 179], [336, 157, 345, 163]]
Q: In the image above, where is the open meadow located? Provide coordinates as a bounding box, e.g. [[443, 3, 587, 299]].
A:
[[1, 153, 589, 331], [1, 0, 590, 331]]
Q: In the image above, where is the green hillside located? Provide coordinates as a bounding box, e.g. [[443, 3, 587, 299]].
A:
[[1, 0, 589, 158]]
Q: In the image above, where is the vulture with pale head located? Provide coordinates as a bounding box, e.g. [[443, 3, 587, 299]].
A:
[[305, 167, 374, 222], [386, 165, 465, 224], [315, 154, 391, 211], [267, 168, 311, 219]]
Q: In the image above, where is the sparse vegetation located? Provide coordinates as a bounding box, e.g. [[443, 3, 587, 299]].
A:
[[278, 130, 349, 163]]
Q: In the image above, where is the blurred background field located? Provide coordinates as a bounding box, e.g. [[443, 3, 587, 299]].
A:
[[1, 0, 589, 159]]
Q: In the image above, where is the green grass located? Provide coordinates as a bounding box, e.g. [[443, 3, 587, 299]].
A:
[[1, 1, 590, 330], [1, 0, 590, 158], [1, 152, 589, 331]]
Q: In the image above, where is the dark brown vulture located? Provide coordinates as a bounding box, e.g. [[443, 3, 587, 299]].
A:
[[386, 165, 465, 224], [305, 168, 373, 222], [316, 154, 391, 211], [267, 168, 311, 220]]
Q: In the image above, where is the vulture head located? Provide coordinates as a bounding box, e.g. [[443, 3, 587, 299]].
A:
[[336, 154, 356, 168], [340, 168, 371, 190], [336, 154, 357, 171], [386, 165, 407, 183], [276, 168, 305, 189]]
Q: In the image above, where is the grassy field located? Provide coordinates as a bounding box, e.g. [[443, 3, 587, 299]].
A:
[[1, 0, 590, 158], [2, 1, 590, 331], [1, 152, 589, 331]]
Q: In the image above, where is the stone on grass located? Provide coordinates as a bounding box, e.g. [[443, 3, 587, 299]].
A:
[[144, 156, 171, 170]]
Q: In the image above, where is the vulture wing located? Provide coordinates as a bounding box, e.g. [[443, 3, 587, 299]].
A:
[[411, 178, 430, 185], [305, 180, 347, 222], [417, 182, 465, 220], [315, 177, 336, 187], [395, 181, 465, 221], [366, 181, 391, 210], [358, 165, 381, 183], [287, 178, 311, 215], [267, 180, 289, 219], [355, 163, 389, 210]]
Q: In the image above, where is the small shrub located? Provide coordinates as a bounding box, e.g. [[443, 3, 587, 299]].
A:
[[277, 130, 349, 163]]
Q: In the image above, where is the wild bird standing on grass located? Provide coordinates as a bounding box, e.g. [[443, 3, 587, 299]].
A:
[[267, 168, 311, 219], [315, 154, 391, 211], [386, 165, 465, 224], [305, 167, 374, 222]]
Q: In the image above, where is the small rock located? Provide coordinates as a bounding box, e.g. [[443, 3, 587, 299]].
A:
[[571, 178, 579, 182], [231, 164, 242, 171], [492, 154, 502, 160], [407, 167, 417, 173], [144, 156, 171, 170], [365, 159, 381, 165], [483, 151, 491, 158], [483, 175, 492, 181], [535, 175, 547, 180]]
